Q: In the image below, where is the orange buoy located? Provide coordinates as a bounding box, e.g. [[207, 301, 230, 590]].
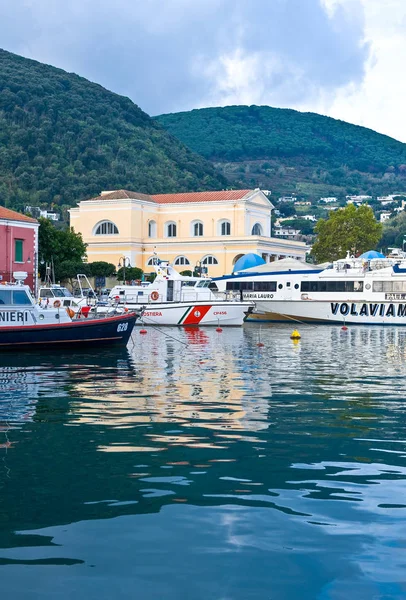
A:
[[139, 328, 148, 334]]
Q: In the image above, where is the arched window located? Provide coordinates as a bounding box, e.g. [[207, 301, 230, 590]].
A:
[[202, 255, 218, 265], [147, 257, 156, 266], [94, 220, 119, 235], [191, 220, 204, 237], [165, 221, 177, 238], [218, 220, 231, 236], [174, 256, 190, 266], [251, 223, 263, 236], [232, 254, 244, 265], [148, 220, 157, 238]]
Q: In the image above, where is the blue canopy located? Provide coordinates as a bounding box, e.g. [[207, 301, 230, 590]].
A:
[[233, 253, 266, 273], [359, 250, 385, 259]]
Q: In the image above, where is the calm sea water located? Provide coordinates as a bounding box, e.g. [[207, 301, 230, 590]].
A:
[[1, 324, 406, 599]]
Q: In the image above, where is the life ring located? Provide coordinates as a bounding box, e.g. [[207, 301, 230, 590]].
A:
[[54, 300, 61, 308], [150, 291, 159, 301]]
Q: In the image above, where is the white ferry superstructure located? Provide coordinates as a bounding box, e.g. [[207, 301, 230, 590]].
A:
[[214, 256, 406, 325]]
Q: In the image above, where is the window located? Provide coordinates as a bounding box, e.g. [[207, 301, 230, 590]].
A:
[[301, 281, 364, 293], [14, 239, 23, 262], [219, 220, 231, 236], [373, 281, 406, 293], [148, 220, 157, 238], [251, 223, 263, 236], [0, 290, 12, 304], [94, 221, 119, 235], [202, 255, 218, 265], [13, 290, 32, 305], [174, 256, 190, 266], [192, 221, 203, 237], [165, 222, 177, 237], [147, 257, 156, 266], [226, 281, 277, 292]]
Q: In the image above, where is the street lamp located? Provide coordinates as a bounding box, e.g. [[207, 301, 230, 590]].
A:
[[118, 256, 131, 283]]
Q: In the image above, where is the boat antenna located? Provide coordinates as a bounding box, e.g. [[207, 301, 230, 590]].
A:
[[51, 256, 56, 284]]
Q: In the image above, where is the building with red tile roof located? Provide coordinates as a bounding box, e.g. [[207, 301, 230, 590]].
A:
[[70, 189, 307, 276], [0, 206, 39, 291]]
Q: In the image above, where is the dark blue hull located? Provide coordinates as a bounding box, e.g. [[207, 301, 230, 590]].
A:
[[0, 313, 138, 351]]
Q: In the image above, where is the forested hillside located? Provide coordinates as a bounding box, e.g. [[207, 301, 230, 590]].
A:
[[0, 50, 225, 214], [157, 106, 406, 198]]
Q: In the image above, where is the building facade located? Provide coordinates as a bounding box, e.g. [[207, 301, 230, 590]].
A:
[[0, 207, 39, 291], [69, 189, 308, 277]]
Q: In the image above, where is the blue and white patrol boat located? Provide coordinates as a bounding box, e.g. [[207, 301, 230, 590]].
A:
[[0, 272, 138, 350], [214, 255, 406, 325]]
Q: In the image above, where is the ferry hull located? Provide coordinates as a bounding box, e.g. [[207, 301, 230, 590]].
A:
[[249, 300, 406, 325], [0, 313, 138, 351], [136, 302, 253, 326]]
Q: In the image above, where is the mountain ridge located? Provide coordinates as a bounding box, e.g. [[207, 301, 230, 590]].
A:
[[0, 48, 226, 215], [156, 105, 406, 198]]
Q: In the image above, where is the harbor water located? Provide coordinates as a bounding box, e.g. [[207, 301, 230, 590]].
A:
[[1, 324, 406, 599]]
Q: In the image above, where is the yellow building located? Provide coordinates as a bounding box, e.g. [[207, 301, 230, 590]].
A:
[[69, 189, 308, 276]]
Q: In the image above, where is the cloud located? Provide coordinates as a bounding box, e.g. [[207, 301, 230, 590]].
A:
[[320, 0, 406, 142], [0, 0, 369, 117]]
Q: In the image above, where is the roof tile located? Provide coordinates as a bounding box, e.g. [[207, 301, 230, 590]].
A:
[[0, 206, 38, 223], [151, 190, 253, 204]]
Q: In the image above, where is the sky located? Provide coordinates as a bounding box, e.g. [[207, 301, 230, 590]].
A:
[[0, 0, 405, 141]]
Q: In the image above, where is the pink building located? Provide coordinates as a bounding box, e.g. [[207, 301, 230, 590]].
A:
[[0, 206, 39, 292]]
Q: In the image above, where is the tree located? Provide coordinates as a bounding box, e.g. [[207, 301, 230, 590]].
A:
[[38, 217, 87, 280], [380, 211, 406, 250], [88, 261, 116, 278], [58, 260, 91, 287], [311, 204, 383, 262], [116, 266, 143, 282], [278, 203, 296, 218]]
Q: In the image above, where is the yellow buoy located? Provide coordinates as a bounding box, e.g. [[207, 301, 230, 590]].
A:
[[290, 329, 301, 340]]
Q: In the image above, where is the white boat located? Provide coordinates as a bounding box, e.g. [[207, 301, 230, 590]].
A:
[[38, 274, 98, 310], [213, 254, 406, 325], [108, 258, 254, 326]]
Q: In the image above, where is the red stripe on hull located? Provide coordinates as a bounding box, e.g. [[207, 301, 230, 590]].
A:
[[182, 305, 212, 325]]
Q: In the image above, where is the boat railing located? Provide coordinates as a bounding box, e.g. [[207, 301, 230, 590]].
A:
[[113, 290, 244, 304]]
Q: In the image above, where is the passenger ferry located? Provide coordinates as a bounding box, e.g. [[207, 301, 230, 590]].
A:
[[109, 258, 254, 326], [214, 255, 406, 325]]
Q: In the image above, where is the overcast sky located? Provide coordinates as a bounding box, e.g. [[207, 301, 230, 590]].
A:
[[0, 0, 405, 142]]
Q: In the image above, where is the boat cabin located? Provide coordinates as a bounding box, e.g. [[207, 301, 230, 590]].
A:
[[0, 279, 72, 326], [109, 259, 217, 304]]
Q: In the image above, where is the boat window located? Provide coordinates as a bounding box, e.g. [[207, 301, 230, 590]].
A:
[[12, 290, 32, 305], [61, 289, 74, 297], [181, 281, 196, 287], [301, 281, 364, 292], [53, 289, 67, 297], [196, 281, 211, 288], [39, 289, 53, 298], [226, 281, 277, 292], [253, 282, 277, 292], [0, 290, 12, 304], [373, 281, 406, 293]]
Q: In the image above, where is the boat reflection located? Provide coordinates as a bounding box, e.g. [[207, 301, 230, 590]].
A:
[[2, 325, 406, 557]]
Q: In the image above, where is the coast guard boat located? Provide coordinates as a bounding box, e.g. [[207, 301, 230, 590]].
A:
[[109, 258, 254, 326], [0, 272, 138, 350], [214, 254, 406, 325]]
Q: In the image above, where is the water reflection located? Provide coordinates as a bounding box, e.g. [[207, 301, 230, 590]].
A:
[[1, 325, 406, 598]]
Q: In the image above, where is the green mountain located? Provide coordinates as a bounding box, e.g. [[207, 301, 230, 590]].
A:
[[0, 49, 225, 214], [156, 106, 406, 199]]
